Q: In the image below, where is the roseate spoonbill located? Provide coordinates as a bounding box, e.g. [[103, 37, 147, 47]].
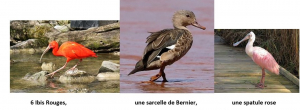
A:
[[128, 10, 206, 82], [233, 31, 280, 88], [40, 41, 97, 77]]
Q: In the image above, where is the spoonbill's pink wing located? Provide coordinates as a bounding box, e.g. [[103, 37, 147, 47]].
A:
[[252, 47, 279, 75]]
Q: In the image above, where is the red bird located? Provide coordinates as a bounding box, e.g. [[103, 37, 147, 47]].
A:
[[40, 41, 97, 77]]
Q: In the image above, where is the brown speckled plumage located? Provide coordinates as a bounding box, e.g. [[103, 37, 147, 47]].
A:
[[128, 10, 206, 82]]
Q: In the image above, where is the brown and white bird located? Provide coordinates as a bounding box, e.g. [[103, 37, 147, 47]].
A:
[[128, 10, 206, 82]]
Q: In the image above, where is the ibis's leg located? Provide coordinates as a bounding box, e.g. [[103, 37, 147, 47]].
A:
[[48, 61, 68, 77], [67, 59, 82, 71]]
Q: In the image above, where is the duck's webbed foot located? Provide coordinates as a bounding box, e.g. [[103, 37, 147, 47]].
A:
[[150, 73, 161, 82], [149, 61, 168, 82]]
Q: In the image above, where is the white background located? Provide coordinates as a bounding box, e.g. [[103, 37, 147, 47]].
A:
[[1, 0, 299, 110]]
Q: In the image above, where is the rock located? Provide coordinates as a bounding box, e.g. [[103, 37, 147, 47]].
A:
[[28, 20, 40, 26], [10, 38, 17, 46], [62, 84, 89, 93], [49, 20, 58, 26], [98, 61, 120, 73], [28, 48, 35, 54], [59, 75, 95, 84], [68, 88, 89, 93], [56, 20, 69, 25], [112, 51, 120, 56], [54, 25, 69, 32], [22, 71, 48, 85], [29, 23, 54, 39], [10, 47, 45, 54], [41, 62, 56, 72], [49, 22, 120, 52], [96, 72, 120, 81], [10, 20, 53, 41], [58, 68, 95, 83], [10, 20, 35, 30], [98, 20, 118, 27], [70, 20, 118, 30], [39, 20, 50, 23], [93, 22, 120, 33], [10, 39, 37, 49], [10, 20, 119, 54], [64, 68, 86, 77], [10, 59, 15, 64], [71, 20, 99, 30]]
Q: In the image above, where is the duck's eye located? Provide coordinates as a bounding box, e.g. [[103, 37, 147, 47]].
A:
[[186, 14, 190, 17]]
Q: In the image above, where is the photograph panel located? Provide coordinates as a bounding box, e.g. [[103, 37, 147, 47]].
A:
[[10, 20, 120, 93], [120, 0, 214, 93], [214, 29, 299, 93]]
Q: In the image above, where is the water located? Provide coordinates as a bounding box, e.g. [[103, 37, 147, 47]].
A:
[[120, 0, 214, 93], [10, 52, 120, 93]]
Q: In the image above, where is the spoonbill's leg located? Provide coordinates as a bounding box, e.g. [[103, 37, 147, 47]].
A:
[[48, 61, 69, 77], [67, 59, 82, 71], [149, 61, 168, 82], [256, 68, 266, 88]]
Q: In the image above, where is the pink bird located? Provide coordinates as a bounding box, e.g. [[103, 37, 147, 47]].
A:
[[233, 31, 279, 88]]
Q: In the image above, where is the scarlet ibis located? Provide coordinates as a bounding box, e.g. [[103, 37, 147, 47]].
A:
[[128, 10, 206, 82], [233, 31, 280, 88], [40, 41, 97, 77]]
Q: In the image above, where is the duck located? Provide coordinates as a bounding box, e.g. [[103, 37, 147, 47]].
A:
[[128, 10, 206, 82]]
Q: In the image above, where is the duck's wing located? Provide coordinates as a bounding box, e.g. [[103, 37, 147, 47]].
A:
[[142, 29, 184, 66]]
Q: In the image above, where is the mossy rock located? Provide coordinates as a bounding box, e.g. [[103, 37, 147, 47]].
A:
[[49, 22, 120, 52], [56, 20, 70, 25], [22, 71, 48, 86], [28, 24, 52, 38], [10, 20, 54, 44]]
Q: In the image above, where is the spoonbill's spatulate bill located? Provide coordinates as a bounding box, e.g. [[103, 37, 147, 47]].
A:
[[40, 41, 97, 77], [233, 31, 280, 88], [128, 10, 206, 82]]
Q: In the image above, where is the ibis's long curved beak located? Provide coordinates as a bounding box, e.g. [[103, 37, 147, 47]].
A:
[[233, 34, 250, 46], [40, 45, 50, 63]]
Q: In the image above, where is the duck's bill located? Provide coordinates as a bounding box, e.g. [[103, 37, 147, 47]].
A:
[[192, 22, 206, 30], [40, 45, 50, 63], [233, 35, 250, 46]]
